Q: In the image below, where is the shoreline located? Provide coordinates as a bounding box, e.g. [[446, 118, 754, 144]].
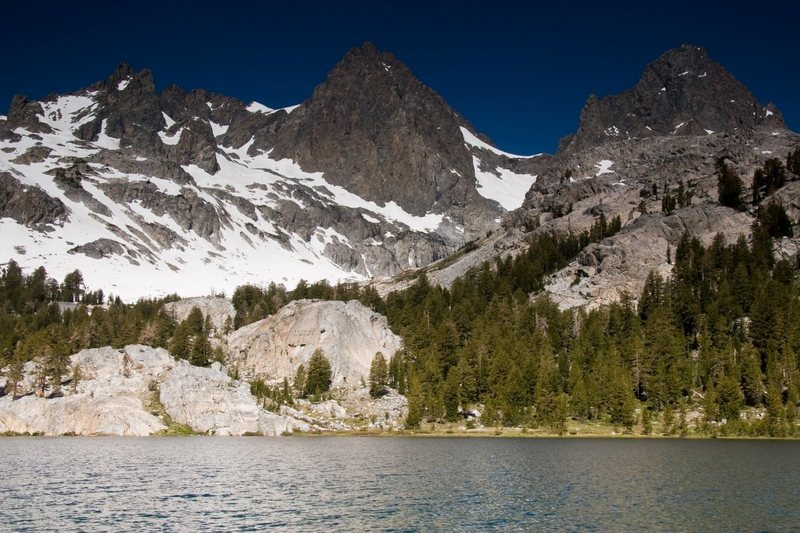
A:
[[4, 428, 799, 440]]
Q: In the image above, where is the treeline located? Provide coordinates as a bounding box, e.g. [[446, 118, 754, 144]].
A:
[[0, 261, 232, 396], [231, 280, 383, 329]]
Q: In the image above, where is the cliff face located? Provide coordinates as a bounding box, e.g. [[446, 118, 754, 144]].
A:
[[226, 299, 403, 388], [270, 43, 491, 222]]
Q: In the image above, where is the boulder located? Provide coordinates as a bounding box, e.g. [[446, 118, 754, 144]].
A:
[[226, 299, 403, 389]]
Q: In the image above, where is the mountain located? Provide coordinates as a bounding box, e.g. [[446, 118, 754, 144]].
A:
[[559, 44, 785, 153], [387, 45, 800, 308], [0, 43, 537, 300]]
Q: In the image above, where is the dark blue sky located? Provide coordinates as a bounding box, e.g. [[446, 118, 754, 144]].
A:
[[4, 0, 798, 154]]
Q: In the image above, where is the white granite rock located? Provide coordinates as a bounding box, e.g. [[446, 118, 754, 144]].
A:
[[0, 345, 306, 436], [226, 299, 403, 389]]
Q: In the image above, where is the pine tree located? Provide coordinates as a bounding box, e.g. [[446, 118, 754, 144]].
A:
[[304, 349, 332, 397], [369, 352, 389, 398], [405, 374, 424, 428], [294, 364, 306, 397], [443, 367, 461, 422], [5, 357, 24, 398], [641, 404, 653, 435], [717, 160, 744, 210], [663, 403, 675, 435], [677, 400, 689, 437]]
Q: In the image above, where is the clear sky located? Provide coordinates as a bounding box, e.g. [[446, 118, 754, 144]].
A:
[[4, 0, 798, 154]]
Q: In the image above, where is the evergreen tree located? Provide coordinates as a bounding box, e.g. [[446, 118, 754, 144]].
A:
[[388, 350, 407, 394], [61, 269, 84, 303], [369, 352, 389, 398], [304, 349, 332, 397], [717, 373, 742, 421], [663, 403, 675, 435], [787, 147, 800, 175], [405, 374, 424, 428], [717, 160, 744, 210], [641, 404, 653, 435], [677, 400, 689, 437], [294, 364, 306, 397], [609, 370, 636, 432], [4, 357, 24, 398], [443, 367, 461, 422]]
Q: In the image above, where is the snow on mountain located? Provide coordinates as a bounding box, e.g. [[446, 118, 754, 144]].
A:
[[0, 47, 554, 301], [0, 80, 504, 300], [460, 127, 541, 159], [471, 156, 537, 211], [0, 108, 364, 299], [460, 127, 539, 210]]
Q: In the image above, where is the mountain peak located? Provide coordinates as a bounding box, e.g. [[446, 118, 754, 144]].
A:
[[561, 44, 786, 152], [269, 43, 491, 221]]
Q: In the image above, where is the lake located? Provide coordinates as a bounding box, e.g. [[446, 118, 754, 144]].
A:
[[1, 437, 798, 531]]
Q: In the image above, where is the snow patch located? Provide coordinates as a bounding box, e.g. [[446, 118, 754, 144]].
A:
[[679, 70, 690, 76], [472, 156, 537, 211], [117, 79, 130, 91], [460, 127, 540, 159], [765, 108, 774, 117], [361, 213, 380, 224], [94, 119, 120, 150], [38, 95, 97, 133], [698, 72, 707, 78], [210, 121, 229, 137], [247, 101, 274, 114], [604, 126, 620, 137], [162, 113, 176, 129], [158, 127, 184, 146], [595, 160, 615, 176], [704, 129, 715, 135]]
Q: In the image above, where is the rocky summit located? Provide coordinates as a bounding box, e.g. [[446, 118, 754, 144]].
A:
[[0, 43, 537, 300]]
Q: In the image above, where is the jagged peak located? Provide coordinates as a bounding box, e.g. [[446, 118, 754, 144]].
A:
[[562, 44, 787, 153], [329, 42, 408, 80], [97, 63, 155, 94]]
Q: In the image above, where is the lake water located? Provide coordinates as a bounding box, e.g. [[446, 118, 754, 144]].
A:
[[1, 437, 798, 531]]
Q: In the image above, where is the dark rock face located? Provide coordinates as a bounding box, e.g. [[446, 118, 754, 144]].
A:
[[0, 172, 68, 226], [99, 181, 225, 241], [68, 238, 127, 259], [561, 45, 786, 153], [5, 95, 52, 133], [271, 42, 483, 218]]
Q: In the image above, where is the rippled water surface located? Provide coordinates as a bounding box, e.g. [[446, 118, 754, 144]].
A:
[[1, 437, 798, 531]]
